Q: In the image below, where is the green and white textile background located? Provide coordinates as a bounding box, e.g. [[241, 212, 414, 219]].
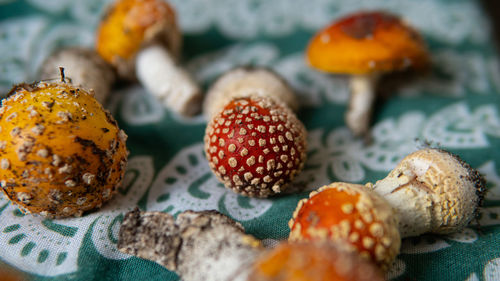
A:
[[1, 0, 500, 280]]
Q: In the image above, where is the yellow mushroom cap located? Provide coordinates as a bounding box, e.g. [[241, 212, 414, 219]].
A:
[[306, 11, 429, 75], [0, 82, 128, 218], [95, 0, 181, 79]]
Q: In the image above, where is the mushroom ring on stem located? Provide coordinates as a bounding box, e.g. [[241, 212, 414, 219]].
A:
[[40, 47, 116, 105], [306, 11, 429, 137], [0, 81, 128, 218], [204, 95, 307, 198], [203, 67, 299, 120], [96, 0, 201, 116], [118, 208, 385, 281]]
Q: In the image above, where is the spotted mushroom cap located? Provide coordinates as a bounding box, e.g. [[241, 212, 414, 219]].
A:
[[288, 182, 400, 270], [0, 82, 128, 218], [204, 96, 307, 198], [247, 242, 385, 281], [306, 11, 429, 75], [373, 148, 485, 237], [202, 67, 299, 120], [95, 0, 181, 79]]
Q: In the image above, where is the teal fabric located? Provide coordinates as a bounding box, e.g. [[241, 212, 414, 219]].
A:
[[1, 0, 500, 280]]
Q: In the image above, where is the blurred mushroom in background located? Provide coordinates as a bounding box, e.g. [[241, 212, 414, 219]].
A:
[[306, 11, 429, 139]]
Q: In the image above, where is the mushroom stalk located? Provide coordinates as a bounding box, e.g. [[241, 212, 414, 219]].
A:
[[370, 149, 485, 237], [346, 74, 379, 137], [135, 44, 201, 116], [118, 209, 261, 281]]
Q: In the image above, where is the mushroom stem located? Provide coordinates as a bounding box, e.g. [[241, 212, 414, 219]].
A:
[[370, 149, 485, 237], [136, 44, 202, 116], [346, 74, 379, 137], [118, 209, 262, 281]]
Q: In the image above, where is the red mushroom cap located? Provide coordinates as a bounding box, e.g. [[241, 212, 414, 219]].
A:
[[204, 96, 307, 198]]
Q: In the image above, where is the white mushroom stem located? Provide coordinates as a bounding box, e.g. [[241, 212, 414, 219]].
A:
[[203, 67, 298, 119], [370, 149, 484, 238], [40, 47, 115, 105], [118, 209, 262, 281], [136, 44, 202, 116], [346, 74, 379, 137]]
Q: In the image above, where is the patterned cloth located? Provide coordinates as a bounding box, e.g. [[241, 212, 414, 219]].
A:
[[1, 0, 500, 280]]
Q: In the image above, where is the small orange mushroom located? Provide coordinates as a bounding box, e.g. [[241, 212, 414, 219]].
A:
[[307, 11, 429, 137], [288, 182, 400, 270], [0, 81, 128, 218], [248, 242, 385, 281], [96, 0, 201, 116]]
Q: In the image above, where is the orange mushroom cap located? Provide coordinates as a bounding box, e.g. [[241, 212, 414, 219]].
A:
[[95, 0, 181, 76], [248, 242, 385, 281], [306, 11, 429, 75], [0, 82, 128, 218], [288, 182, 400, 270]]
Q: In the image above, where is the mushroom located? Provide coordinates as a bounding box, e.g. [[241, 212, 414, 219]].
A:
[[370, 148, 485, 237], [95, 0, 201, 116], [0, 81, 128, 218], [118, 208, 385, 281], [289, 148, 485, 254], [118, 208, 262, 281], [39, 47, 116, 105], [288, 182, 400, 270], [203, 67, 298, 120], [248, 242, 384, 281], [204, 95, 307, 198], [306, 11, 429, 137]]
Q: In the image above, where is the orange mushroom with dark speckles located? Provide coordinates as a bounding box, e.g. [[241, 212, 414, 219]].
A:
[[0, 81, 128, 218]]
